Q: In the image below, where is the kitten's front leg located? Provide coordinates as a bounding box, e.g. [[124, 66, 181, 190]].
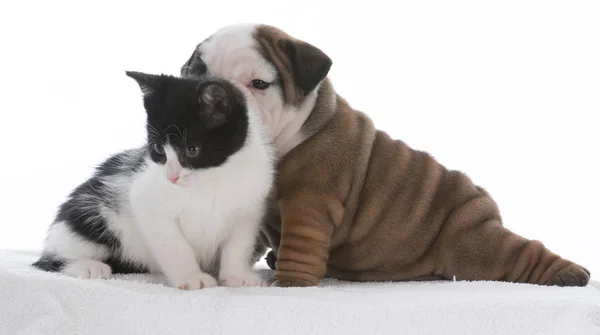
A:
[[219, 211, 266, 287], [137, 215, 217, 290]]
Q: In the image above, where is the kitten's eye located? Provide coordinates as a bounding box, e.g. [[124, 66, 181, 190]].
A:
[[186, 146, 200, 158], [153, 144, 165, 155], [251, 79, 271, 90]]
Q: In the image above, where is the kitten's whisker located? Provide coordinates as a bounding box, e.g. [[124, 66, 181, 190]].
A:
[[175, 125, 183, 139], [163, 124, 183, 140], [146, 134, 170, 150], [147, 124, 160, 136]]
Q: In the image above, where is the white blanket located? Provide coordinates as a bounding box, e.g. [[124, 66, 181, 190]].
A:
[[1, 250, 599, 335]]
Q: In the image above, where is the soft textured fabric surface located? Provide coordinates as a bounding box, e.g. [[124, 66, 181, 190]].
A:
[[1, 250, 599, 335]]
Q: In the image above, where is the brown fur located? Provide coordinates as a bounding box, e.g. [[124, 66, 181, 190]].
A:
[[252, 25, 590, 287]]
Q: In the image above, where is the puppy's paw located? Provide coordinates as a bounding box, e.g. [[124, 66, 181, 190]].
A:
[[177, 272, 218, 290], [63, 259, 112, 279], [219, 271, 266, 288], [269, 277, 316, 288], [548, 264, 590, 287]]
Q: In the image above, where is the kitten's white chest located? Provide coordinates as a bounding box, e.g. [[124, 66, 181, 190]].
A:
[[138, 156, 267, 267], [176, 190, 232, 266]]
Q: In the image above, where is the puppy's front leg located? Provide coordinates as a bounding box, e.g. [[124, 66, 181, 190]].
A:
[[271, 192, 343, 287]]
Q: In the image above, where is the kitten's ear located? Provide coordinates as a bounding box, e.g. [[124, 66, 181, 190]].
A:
[[198, 83, 231, 127], [126, 71, 159, 98]]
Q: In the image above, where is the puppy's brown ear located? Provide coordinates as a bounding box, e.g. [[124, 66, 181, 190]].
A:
[[278, 39, 332, 93]]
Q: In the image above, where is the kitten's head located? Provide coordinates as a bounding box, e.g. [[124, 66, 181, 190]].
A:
[[126, 71, 249, 185]]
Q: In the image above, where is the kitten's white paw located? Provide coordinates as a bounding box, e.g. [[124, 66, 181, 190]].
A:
[[63, 259, 112, 279], [176, 272, 218, 290], [219, 271, 266, 288]]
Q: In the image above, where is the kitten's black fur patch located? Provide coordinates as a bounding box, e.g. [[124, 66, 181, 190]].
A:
[[127, 71, 250, 170], [105, 256, 149, 274], [96, 148, 147, 177], [32, 254, 149, 274], [32, 254, 66, 272], [54, 149, 147, 250], [55, 177, 122, 249]]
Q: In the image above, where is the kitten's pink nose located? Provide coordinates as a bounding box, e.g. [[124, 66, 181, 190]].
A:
[[167, 175, 179, 183]]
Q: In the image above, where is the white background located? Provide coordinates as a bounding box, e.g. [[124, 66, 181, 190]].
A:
[[1, 1, 598, 276]]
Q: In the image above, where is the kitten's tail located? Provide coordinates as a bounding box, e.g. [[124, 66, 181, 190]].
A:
[[32, 253, 67, 272]]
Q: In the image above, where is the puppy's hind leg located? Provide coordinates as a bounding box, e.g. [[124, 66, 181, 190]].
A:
[[437, 192, 590, 287]]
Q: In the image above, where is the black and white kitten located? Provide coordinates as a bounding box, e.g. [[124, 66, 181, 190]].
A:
[[33, 71, 275, 289]]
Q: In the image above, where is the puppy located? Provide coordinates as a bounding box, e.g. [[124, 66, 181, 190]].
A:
[[181, 24, 590, 287]]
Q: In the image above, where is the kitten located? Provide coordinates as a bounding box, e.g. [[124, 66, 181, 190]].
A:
[[32, 71, 275, 289]]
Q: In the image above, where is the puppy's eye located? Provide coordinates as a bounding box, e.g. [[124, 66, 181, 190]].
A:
[[186, 146, 200, 158], [153, 144, 165, 155], [251, 79, 271, 90]]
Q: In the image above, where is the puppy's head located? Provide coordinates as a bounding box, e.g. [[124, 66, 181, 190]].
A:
[[181, 24, 333, 156]]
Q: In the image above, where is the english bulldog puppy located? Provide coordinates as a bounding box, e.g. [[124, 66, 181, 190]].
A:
[[181, 24, 590, 287]]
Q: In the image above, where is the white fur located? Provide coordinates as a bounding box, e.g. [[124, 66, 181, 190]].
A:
[[45, 222, 112, 260], [63, 259, 112, 279], [43, 106, 274, 289], [197, 24, 319, 158]]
